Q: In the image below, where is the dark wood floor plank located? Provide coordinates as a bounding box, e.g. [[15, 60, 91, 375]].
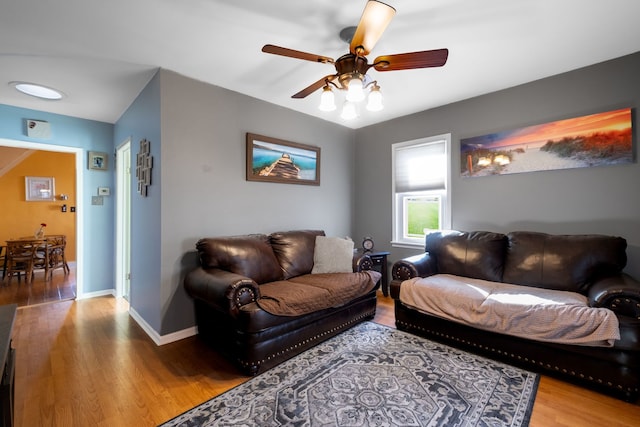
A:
[[0, 267, 76, 307]]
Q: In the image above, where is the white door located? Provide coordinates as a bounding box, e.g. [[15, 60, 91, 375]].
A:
[[116, 139, 132, 300]]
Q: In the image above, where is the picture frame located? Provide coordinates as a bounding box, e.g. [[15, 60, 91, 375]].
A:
[[136, 138, 152, 197], [246, 133, 320, 186], [88, 151, 108, 171], [460, 107, 633, 178], [25, 176, 55, 201]]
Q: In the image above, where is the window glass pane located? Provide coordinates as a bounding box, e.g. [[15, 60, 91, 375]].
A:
[[404, 195, 440, 238]]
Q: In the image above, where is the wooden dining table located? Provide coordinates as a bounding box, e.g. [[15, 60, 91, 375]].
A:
[[3, 235, 68, 282]]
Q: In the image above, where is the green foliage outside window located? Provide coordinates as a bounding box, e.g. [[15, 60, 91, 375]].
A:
[[406, 198, 439, 237]]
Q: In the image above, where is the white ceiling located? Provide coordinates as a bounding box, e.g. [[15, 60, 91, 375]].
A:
[[1, 0, 640, 129]]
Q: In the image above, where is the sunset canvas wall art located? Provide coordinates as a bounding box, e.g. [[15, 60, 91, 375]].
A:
[[460, 108, 633, 177]]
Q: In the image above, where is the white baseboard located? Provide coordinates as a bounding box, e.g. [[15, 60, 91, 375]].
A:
[[128, 306, 198, 346], [76, 291, 198, 346], [77, 289, 116, 300]]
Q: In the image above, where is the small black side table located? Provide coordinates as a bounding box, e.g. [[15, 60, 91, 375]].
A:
[[357, 250, 390, 296]]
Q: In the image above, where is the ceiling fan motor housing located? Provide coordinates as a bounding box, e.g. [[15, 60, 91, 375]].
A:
[[335, 54, 369, 89]]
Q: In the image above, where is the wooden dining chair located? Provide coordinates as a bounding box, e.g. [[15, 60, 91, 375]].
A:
[[0, 245, 6, 280], [4, 241, 38, 285], [56, 235, 71, 274], [33, 235, 70, 280]]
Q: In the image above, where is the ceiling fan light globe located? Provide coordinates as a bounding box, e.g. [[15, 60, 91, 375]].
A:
[[340, 101, 358, 120], [319, 87, 336, 111], [366, 87, 383, 111], [345, 77, 365, 102]]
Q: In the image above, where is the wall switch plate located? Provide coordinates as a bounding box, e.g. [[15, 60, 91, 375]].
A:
[[91, 196, 104, 206]]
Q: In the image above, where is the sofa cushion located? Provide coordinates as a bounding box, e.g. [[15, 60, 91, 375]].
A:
[[257, 280, 332, 315], [196, 234, 282, 284], [270, 230, 325, 279], [311, 236, 354, 274], [425, 230, 507, 282], [257, 271, 380, 316], [503, 232, 627, 293]]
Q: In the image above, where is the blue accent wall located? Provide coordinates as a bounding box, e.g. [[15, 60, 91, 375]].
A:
[[114, 71, 162, 331], [0, 103, 115, 294]]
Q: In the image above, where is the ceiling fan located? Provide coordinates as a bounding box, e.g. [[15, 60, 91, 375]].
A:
[[262, 0, 449, 119]]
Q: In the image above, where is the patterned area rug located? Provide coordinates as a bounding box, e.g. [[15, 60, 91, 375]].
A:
[[160, 322, 539, 427]]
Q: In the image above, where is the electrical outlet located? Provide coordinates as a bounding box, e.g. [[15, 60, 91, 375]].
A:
[[91, 196, 104, 206]]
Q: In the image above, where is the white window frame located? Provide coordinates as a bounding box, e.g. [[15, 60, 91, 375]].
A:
[[392, 133, 452, 248]]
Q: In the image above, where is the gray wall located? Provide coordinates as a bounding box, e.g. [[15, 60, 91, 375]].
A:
[[354, 51, 640, 279], [153, 70, 355, 334]]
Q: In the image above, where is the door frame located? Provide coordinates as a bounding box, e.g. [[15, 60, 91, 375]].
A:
[[115, 138, 131, 299], [0, 137, 84, 297]]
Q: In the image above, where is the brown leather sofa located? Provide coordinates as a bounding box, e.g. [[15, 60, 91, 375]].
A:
[[185, 229, 380, 375], [391, 230, 640, 401]]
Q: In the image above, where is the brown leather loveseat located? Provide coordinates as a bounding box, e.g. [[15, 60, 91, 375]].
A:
[[391, 230, 640, 401], [185, 229, 380, 375]]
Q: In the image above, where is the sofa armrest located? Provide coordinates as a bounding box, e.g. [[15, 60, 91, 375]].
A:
[[353, 252, 373, 272], [392, 253, 437, 281], [588, 273, 640, 319], [184, 267, 261, 314], [389, 253, 437, 299]]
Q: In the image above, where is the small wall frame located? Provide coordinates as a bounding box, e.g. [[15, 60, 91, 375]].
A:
[[25, 176, 55, 201], [136, 138, 153, 197], [88, 151, 108, 171]]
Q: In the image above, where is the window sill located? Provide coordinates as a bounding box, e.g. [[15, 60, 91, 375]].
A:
[[390, 241, 424, 250]]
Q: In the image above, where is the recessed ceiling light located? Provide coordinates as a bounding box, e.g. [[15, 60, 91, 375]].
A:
[[9, 81, 64, 100]]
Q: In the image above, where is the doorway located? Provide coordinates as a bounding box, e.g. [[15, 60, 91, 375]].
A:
[[116, 139, 131, 300], [0, 137, 84, 300]]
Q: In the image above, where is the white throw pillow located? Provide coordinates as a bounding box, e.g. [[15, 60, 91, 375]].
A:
[[311, 236, 354, 274]]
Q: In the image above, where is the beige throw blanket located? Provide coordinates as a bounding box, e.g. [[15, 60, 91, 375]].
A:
[[400, 274, 620, 347]]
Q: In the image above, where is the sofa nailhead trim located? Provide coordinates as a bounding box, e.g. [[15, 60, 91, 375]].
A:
[[237, 311, 375, 371], [397, 319, 638, 394], [234, 287, 256, 307]]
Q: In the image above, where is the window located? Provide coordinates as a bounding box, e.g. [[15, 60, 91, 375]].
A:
[[392, 134, 451, 247]]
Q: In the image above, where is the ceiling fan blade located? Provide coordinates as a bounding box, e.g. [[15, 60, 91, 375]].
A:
[[292, 75, 337, 99], [350, 0, 396, 56], [373, 48, 449, 71], [262, 44, 334, 64]]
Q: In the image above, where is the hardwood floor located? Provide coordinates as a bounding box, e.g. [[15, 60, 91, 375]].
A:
[[0, 265, 76, 307], [10, 290, 640, 426]]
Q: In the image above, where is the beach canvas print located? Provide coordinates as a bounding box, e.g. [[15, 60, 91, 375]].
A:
[[461, 108, 633, 177], [246, 133, 320, 185]]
